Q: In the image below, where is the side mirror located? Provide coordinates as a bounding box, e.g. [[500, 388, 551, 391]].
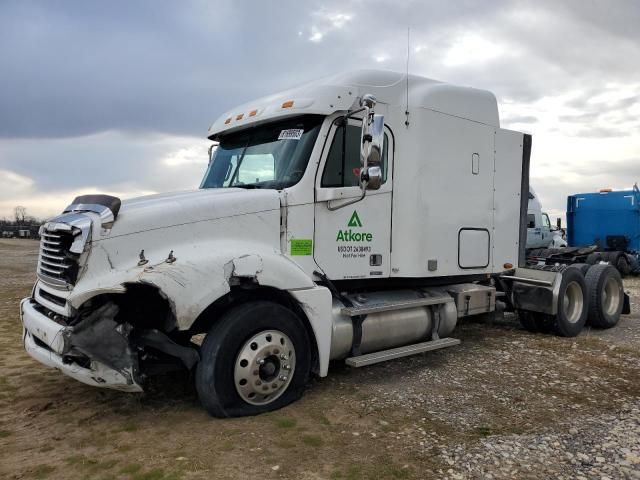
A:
[[366, 114, 385, 166], [326, 96, 383, 211], [364, 165, 382, 190]]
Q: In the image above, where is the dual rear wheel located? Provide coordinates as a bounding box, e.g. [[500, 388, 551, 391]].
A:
[[518, 264, 624, 337]]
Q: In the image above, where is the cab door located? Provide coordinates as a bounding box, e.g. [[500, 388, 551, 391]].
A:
[[526, 213, 543, 248], [313, 118, 393, 280]]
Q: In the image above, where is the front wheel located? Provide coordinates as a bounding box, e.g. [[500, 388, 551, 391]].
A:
[[195, 301, 311, 417]]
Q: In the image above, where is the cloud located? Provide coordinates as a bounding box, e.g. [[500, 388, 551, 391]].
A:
[[0, 131, 210, 218], [0, 0, 638, 220], [306, 9, 353, 42], [502, 115, 538, 125]]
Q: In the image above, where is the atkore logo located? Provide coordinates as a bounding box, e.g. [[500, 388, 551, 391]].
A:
[[347, 210, 362, 228], [336, 210, 373, 242]]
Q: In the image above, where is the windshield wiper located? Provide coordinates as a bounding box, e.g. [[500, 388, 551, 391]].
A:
[[234, 184, 262, 189]]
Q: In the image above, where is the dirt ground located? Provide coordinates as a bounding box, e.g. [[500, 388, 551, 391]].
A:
[[0, 238, 639, 480]]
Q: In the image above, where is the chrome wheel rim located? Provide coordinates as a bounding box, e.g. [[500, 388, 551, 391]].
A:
[[563, 281, 584, 324], [602, 276, 622, 316], [234, 330, 296, 406]]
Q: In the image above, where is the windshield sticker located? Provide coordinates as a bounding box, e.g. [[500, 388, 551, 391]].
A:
[[278, 129, 304, 140]]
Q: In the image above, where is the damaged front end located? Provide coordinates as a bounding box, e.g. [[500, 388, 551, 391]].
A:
[[21, 289, 201, 392], [22, 193, 202, 392], [21, 297, 143, 391]]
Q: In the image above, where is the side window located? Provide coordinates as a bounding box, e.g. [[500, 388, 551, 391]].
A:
[[542, 213, 551, 229], [527, 214, 536, 228], [321, 123, 388, 188]]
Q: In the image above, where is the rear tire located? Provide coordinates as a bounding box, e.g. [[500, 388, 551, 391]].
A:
[[518, 310, 554, 334], [616, 255, 631, 277], [568, 263, 590, 276], [195, 301, 311, 418], [584, 264, 624, 329], [585, 252, 602, 265], [552, 268, 588, 337], [518, 310, 539, 333]]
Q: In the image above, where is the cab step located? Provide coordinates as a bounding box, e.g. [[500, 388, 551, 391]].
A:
[[340, 295, 453, 317], [345, 337, 461, 368]]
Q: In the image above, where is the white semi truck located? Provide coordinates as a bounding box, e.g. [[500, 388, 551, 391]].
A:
[[20, 70, 628, 417], [526, 188, 567, 249]]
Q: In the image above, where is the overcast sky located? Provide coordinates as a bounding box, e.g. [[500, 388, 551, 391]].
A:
[[1, 0, 639, 222]]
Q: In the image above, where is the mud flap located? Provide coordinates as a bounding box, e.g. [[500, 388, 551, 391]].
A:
[[623, 293, 631, 315]]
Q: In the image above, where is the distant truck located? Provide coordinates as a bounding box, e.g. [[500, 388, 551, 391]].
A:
[[566, 186, 639, 274], [19, 70, 630, 417], [526, 188, 565, 249], [527, 187, 638, 276]]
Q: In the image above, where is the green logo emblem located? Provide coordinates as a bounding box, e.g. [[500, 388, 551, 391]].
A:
[[348, 211, 362, 227], [337, 210, 372, 242]]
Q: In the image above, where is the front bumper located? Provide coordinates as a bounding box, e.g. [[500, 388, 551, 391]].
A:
[[20, 298, 143, 393]]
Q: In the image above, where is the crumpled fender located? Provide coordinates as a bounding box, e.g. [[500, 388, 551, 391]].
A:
[[67, 242, 315, 331]]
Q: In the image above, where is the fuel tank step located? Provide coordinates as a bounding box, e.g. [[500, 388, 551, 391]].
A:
[[340, 295, 453, 317], [344, 337, 461, 368]]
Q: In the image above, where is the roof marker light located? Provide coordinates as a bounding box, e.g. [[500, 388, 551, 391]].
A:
[[236, 114, 244, 120], [224, 118, 231, 125], [249, 109, 258, 117], [281, 100, 294, 109]]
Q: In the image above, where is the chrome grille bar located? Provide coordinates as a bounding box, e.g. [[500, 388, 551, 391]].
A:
[[42, 239, 61, 246], [40, 251, 65, 261], [40, 258, 72, 269], [40, 264, 66, 276], [37, 227, 80, 288]]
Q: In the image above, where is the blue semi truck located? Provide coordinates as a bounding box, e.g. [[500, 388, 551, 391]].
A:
[[528, 185, 639, 276], [566, 185, 639, 275]]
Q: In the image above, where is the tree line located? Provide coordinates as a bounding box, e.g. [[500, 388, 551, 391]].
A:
[[0, 206, 43, 237]]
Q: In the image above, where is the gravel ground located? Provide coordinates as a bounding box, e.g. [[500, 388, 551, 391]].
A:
[[0, 238, 639, 480], [448, 404, 640, 480]]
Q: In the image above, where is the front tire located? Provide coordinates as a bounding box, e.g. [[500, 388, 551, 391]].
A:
[[195, 301, 311, 417]]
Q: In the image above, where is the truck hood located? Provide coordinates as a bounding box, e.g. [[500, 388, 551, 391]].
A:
[[102, 188, 282, 240]]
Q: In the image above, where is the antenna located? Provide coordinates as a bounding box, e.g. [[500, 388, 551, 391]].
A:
[[405, 27, 410, 127]]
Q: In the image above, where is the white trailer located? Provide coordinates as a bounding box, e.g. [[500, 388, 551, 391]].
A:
[[20, 70, 629, 417]]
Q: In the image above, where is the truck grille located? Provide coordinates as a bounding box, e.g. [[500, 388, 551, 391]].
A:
[[38, 230, 80, 286]]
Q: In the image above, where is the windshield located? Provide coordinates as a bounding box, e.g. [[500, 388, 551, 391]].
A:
[[200, 115, 324, 190]]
